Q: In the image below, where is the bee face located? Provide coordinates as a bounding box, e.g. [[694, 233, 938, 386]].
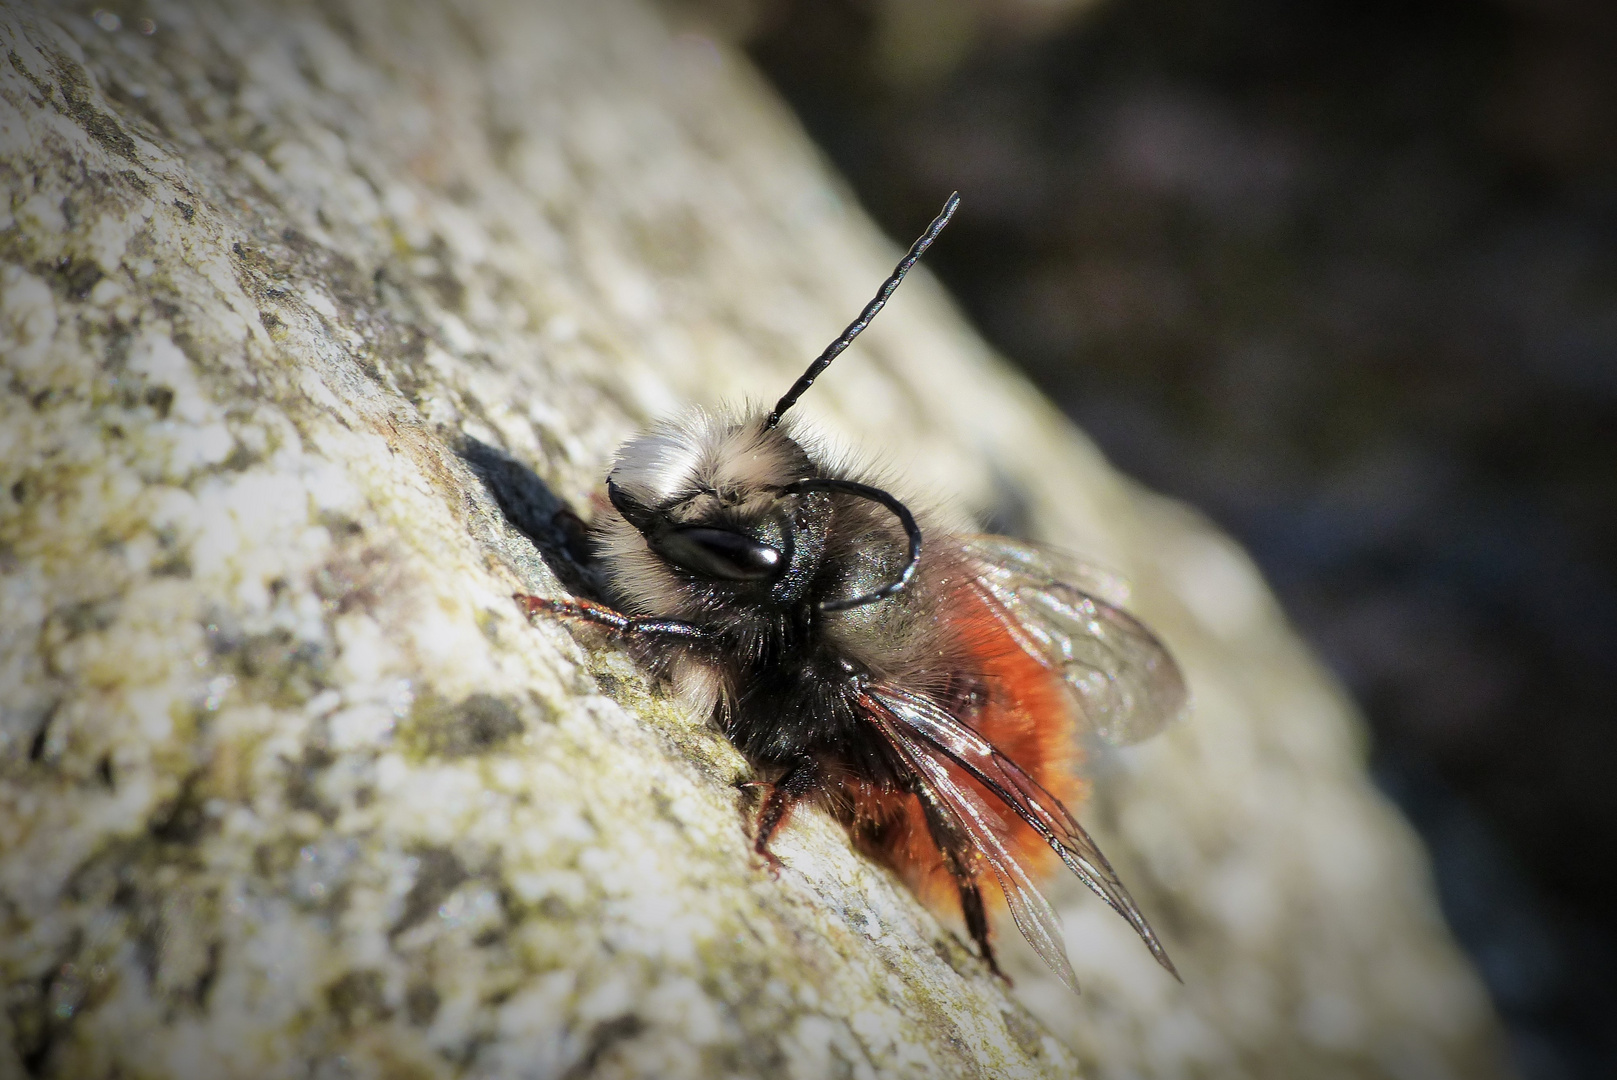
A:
[[600, 412, 832, 616], [606, 478, 789, 583]]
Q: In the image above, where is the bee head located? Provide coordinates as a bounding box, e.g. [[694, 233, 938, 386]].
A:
[[598, 409, 923, 622], [600, 413, 830, 612], [596, 193, 956, 620]]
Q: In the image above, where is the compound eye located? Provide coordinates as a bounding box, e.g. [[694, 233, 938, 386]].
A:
[[655, 526, 783, 582]]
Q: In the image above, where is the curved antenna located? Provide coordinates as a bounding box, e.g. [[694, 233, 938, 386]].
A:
[[784, 478, 921, 611], [766, 192, 961, 428]]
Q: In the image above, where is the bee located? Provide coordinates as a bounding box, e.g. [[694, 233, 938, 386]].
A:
[[517, 193, 1186, 992]]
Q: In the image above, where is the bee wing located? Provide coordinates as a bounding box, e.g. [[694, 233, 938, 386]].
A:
[[961, 535, 1189, 746], [863, 683, 1180, 982], [861, 688, 1081, 994]]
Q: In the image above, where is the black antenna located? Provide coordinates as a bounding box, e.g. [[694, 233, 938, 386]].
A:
[[766, 192, 961, 428], [782, 478, 921, 610]]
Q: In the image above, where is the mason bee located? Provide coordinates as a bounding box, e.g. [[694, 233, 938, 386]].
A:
[[519, 194, 1185, 991]]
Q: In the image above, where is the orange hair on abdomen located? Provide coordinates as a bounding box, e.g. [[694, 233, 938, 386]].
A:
[[849, 581, 1083, 921]]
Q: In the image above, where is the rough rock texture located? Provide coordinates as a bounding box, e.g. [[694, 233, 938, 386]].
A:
[[0, 1, 1505, 1078]]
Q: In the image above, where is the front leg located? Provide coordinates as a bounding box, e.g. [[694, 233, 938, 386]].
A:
[[515, 594, 714, 642], [749, 758, 819, 876]]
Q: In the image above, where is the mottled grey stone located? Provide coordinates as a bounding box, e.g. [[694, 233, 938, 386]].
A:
[[0, 1, 1505, 1077]]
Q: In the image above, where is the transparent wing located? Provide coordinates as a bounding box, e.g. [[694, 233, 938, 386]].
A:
[[862, 692, 1080, 993], [863, 683, 1179, 984], [961, 535, 1189, 746]]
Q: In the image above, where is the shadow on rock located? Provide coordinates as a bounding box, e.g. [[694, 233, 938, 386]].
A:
[[457, 436, 606, 602]]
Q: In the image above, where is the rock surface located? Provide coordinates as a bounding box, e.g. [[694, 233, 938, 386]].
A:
[[0, 1, 1503, 1077]]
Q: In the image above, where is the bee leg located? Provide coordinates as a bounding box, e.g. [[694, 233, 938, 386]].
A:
[[514, 594, 713, 642], [957, 877, 1010, 985], [750, 759, 818, 877], [914, 792, 1013, 984]]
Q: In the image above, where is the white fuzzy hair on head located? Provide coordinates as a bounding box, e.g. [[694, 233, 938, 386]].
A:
[[607, 406, 817, 508]]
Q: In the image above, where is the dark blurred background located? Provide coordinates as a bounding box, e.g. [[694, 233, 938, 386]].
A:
[[700, 0, 1616, 1075]]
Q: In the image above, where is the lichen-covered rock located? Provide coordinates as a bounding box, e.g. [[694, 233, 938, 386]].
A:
[[0, 1, 1504, 1077]]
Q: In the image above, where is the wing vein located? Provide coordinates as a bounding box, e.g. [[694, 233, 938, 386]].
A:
[[861, 692, 1082, 993], [866, 683, 1180, 980], [961, 536, 1189, 746]]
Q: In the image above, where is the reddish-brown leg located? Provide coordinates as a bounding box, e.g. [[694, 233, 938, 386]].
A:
[[514, 594, 712, 642], [750, 759, 818, 877]]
